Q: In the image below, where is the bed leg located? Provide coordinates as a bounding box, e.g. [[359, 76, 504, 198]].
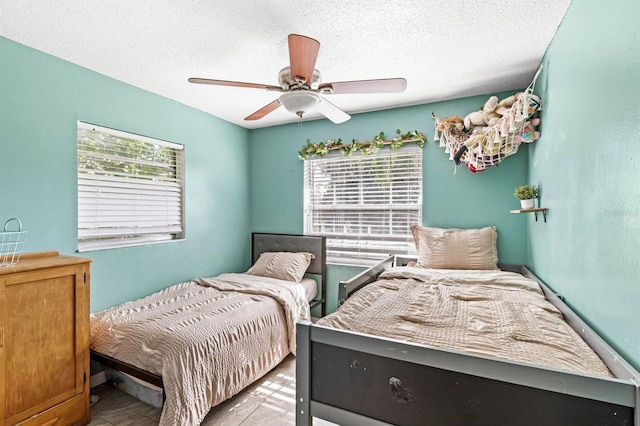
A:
[[296, 321, 312, 426]]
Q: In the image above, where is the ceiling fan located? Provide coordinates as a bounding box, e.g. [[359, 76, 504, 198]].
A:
[[188, 34, 407, 124]]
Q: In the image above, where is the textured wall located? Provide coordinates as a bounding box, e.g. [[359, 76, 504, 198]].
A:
[[529, 0, 640, 369], [0, 37, 252, 312]]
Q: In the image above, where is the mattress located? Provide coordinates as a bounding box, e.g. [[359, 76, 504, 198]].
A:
[[317, 267, 612, 378], [91, 273, 310, 426], [300, 277, 318, 302]]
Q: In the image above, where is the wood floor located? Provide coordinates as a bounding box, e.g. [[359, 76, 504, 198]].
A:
[[88, 354, 336, 426]]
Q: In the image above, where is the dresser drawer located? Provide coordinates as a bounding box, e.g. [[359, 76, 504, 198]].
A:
[[14, 394, 87, 426]]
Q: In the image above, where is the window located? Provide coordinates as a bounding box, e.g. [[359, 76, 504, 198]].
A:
[[304, 147, 422, 265], [77, 121, 185, 251]]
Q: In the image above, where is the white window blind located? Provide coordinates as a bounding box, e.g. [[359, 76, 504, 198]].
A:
[[77, 121, 185, 251], [304, 147, 422, 265]]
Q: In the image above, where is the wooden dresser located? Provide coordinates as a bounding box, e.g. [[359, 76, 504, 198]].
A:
[[0, 252, 91, 426]]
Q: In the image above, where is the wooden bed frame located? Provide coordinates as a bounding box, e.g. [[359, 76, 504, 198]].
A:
[[90, 232, 326, 393], [296, 256, 640, 425]]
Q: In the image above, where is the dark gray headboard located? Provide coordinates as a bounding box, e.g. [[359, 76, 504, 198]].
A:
[[251, 233, 326, 275], [251, 233, 327, 316]]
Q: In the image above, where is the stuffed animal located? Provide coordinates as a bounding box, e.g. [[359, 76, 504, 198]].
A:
[[464, 97, 492, 130], [478, 96, 499, 126], [463, 93, 542, 141], [512, 92, 542, 122], [436, 115, 465, 133], [464, 95, 510, 131], [495, 94, 516, 116], [463, 109, 485, 131], [523, 93, 542, 115], [520, 118, 541, 143]]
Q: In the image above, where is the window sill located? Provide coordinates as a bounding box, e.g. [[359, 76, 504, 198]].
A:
[[77, 238, 186, 253]]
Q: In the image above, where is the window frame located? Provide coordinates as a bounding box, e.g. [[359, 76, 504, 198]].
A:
[[303, 146, 423, 266], [77, 121, 185, 252]]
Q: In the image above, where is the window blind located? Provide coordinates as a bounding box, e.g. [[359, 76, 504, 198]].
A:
[[304, 147, 422, 265], [77, 121, 185, 251]]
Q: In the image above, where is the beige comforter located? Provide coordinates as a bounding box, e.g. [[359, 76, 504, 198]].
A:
[[317, 267, 612, 377], [91, 273, 310, 426]]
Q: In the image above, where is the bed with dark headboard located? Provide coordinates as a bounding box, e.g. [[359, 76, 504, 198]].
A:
[[296, 226, 640, 426], [90, 232, 326, 426]]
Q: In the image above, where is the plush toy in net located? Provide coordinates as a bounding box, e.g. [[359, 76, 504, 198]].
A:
[[433, 66, 543, 173]]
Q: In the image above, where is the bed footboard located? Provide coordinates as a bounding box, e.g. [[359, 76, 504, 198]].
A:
[[296, 321, 639, 426]]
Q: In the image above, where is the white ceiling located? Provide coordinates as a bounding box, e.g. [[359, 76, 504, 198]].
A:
[[0, 1, 571, 129]]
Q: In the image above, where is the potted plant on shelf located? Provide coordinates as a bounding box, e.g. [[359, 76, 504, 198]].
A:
[[514, 185, 539, 209]]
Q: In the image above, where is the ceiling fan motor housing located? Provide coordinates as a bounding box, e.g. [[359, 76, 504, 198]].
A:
[[278, 67, 321, 91]]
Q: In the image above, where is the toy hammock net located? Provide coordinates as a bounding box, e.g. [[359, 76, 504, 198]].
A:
[[433, 66, 543, 173]]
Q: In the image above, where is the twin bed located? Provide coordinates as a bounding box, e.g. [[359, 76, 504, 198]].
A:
[[90, 233, 326, 425], [296, 226, 640, 425], [91, 230, 640, 426]]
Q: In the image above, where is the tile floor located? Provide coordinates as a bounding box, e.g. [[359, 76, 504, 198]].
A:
[[88, 354, 336, 425]]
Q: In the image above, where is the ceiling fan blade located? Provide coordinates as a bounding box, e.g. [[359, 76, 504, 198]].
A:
[[245, 99, 282, 121], [319, 78, 407, 94], [188, 77, 281, 91], [288, 34, 320, 85], [316, 97, 350, 124]]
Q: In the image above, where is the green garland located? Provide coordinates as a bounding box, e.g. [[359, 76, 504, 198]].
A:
[[298, 129, 426, 160]]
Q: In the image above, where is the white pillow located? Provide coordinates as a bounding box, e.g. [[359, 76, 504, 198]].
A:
[[411, 225, 498, 270], [247, 251, 315, 282]]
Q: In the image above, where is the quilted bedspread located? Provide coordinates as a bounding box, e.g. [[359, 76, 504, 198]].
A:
[[91, 273, 310, 426], [317, 267, 612, 378]]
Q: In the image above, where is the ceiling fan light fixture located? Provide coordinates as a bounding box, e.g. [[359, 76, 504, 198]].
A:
[[278, 91, 321, 117]]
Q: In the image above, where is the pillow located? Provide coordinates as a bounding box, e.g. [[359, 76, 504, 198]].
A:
[[410, 225, 498, 270], [246, 251, 315, 283]]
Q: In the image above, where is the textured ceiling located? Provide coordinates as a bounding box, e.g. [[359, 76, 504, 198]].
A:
[[0, 1, 571, 129]]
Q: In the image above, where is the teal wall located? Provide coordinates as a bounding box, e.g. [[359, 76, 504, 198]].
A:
[[529, 0, 640, 370], [0, 36, 252, 312], [250, 95, 531, 313]]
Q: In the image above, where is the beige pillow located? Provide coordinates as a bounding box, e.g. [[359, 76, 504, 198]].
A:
[[411, 225, 498, 270], [247, 251, 315, 282]]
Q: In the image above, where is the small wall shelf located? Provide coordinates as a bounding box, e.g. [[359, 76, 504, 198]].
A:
[[510, 207, 548, 222]]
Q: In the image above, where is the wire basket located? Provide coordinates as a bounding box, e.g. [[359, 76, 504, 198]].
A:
[[1, 218, 28, 267]]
